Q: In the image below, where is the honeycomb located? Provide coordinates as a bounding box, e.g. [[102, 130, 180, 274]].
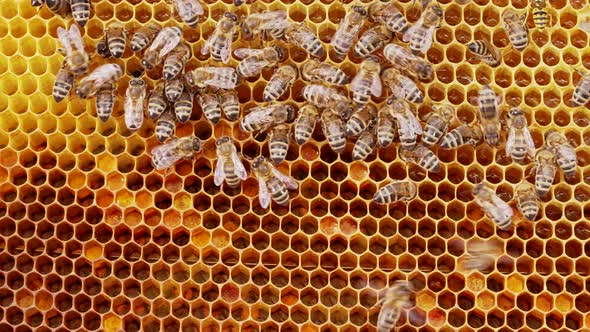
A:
[[1, 0, 590, 330]]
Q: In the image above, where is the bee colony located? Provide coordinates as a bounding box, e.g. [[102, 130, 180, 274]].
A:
[[1, 0, 590, 330]]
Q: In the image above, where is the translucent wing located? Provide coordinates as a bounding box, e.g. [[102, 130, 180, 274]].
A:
[[151, 142, 179, 170], [272, 167, 298, 190], [200, 32, 214, 55], [372, 74, 383, 97], [176, 0, 204, 16], [403, 17, 424, 42], [69, 25, 85, 51], [220, 38, 232, 64], [349, 73, 365, 94], [214, 156, 225, 186], [491, 195, 514, 218], [234, 48, 263, 59], [417, 26, 436, 53], [505, 127, 516, 155], [523, 128, 536, 158], [57, 27, 73, 53], [257, 11, 290, 29], [258, 178, 271, 208], [202, 67, 238, 89], [232, 153, 248, 180], [407, 111, 423, 135]]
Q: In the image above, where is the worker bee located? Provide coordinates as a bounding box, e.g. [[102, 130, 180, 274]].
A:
[[534, 147, 557, 196], [263, 65, 298, 102], [240, 10, 290, 41], [506, 108, 535, 163], [367, 2, 410, 35], [105, 22, 127, 58], [240, 104, 295, 133], [163, 43, 191, 80], [462, 242, 502, 271], [545, 130, 577, 178], [124, 78, 147, 131], [53, 61, 74, 103], [374, 181, 417, 204], [440, 124, 483, 149], [197, 89, 221, 124], [294, 104, 320, 145], [201, 12, 238, 64], [148, 82, 168, 120], [331, 6, 367, 56], [185, 67, 239, 90], [400, 145, 441, 172], [214, 136, 248, 188], [321, 109, 347, 153], [283, 22, 325, 58], [422, 104, 454, 147], [402, 3, 443, 54], [175, 90, 194, 123], [141, 26, 182, 70], [350, 57, 382, 106], [352, 126, 377, 161], [252, 156, 298, 208], [571, 70, 590, 107], [381, 68, 424, 104], [300, 60, 350, 86], [46, 0, 70, 17], [57, 24, 89, 76], [385, 98, 422, 149], [377, 111, 396, 148], [131, 23, 162, 52], [472, 183, 514, 230], [218, 89, 240, 121], [501, 8, 529, 51], [155, 109, 176, 142], [515, 181, 540, 221], [234, 47, 284, 78], [467, 40, 501, 67], [477, 85, 502, 119], [269, 124, 291, 164], [172, 0, 204, 28], [70, 0, 91, 27], [95, 83, 116, 122], [165, 78, 184, 102], [75, 64, 123, 98], [376, 281, 414, 332], [96, 36, 111, 58], [302, 84, 355, 119], [346, 104, 377, 137], [151, 136, 202, 170], [480, 118, 502, 147], [354, 25, 393, 57], [383, 44, 433, 81]]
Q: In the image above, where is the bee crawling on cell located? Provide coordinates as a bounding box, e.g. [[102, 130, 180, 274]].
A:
[[252, 156, 298, 209]]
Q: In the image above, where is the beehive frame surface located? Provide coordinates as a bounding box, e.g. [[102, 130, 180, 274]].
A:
[[1, 0, 590, 330]]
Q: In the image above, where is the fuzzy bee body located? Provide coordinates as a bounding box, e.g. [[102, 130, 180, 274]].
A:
[[70, 0, 90, 27], [252, 156, 298, 208], [346, 104, 377, 137], [374, 181, 417, 204], [506, 108, 535, 163], [57, 24, 89, 76], [534, 148, 557, 196], [173, 0, 204, 28], [235, 47, 284, 78], [472, 183, 514, 230], [174, 90, 193, 123], [321, 109, 347, 153], [53, 62, 74, 102], [202, 13, 238, 64], [545, 130, 577, 177], [440, 124, 482, 149], [381, 68, 424, 104], [185, 67, 240, 90], [198, 90, 221, 124], [46, 0, 70, 16], [301, 60, 349, 86], [467, 40, 501, 67], [151, 136, 202, 170], [350, 57, 382, 106], [400, 145, 441, 172], [294, 104, 319, 145], [131, 23, 162, 52], [165, 78, 184, 102], [76, 64, 122, 98], [354, 25, 393, 57], [95, 83, 116, 122], [124, 78, 147, 131], [105, 23, 127, 58], [386, 99, 422, 150], [302, 84, 354, 119], [240, 11, 290, 41], [163, 43, 191, 80], [148, 82, 168, 120], [477, 85, 502, 147], [141, 26, 182, 70], [376, 281, 414, 331], [352, 127, 377, 161], [331, 6, 367, 56], [402, 3, 443, 54], [368, 2, 410, 34], [377, 111, 396, 148], [502, 8, 529, 51], [96, 36, 111, 58], [155, 110, 176, 142], [422, 105, 454, 147], [572, 72, 590, 107], [263, 65, 298, 102], [516, 182, 540, 221], [240, 104, 294, 133], [214, 136, 248, 188], [383, 44, 433, 81], [532, 0, 549, 30], [269, 124, 291, 164], [284, 22, 325, 58], [218, 89, 240, 121]]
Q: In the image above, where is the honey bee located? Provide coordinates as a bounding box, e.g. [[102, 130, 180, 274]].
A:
[[70, 0, 91, 27], [300, 60, 350, 86], [376, 281, 414, 332], [385, 98, 422, 149], [185, 67, 240, 90], [240, 104, 295, 133], [506, 108, 535, 163], [294, 104, 320, 145], [263, 65, 298, 102], [214, 136, 248, 188], [534, 147, 557, 196], [124, 78, 147, 131], [252, 156, 298, 208], [352, 126, 377, 161], [467, 40, 501, 67], [234, 47, 284, 78], [462, 242, 502, 271], [515, 181, 540, 221], [477, 85, 501, 119], [422, 104, 454, 147], [240, 10, 290, 41], [383, 44, 433, 81], [141, 26, 182, 70], [46, 0, 70, 17], [76, 64, 123, 98], [501, 8, 529, 51], [346, 104, 377, 137], [440, 124, 482, 149], [57, 24, 89, 76], [151, 136, 202, 170], [377, 111, 396, 148], [175, 90, 194, 123], [571, 70, 590, 107], [350, 57, 382, 106], [545, 130, 577, 178], [302, 84, 355, 119], [268, 124, 291, 164], [472, 183, 514, 230], [331, 6, 367, 56], [381, 68, 424, 104], [148, 81, 168, 120], [400, 145, 441, 172], [95, 83, 116, 122], [283, 22, 325, 58], [402, 3, 443, 54], [53, 61, 74, 102], [374, 180, 417, 204], [367, 2, 410, 35], [105, 22, 127, 58], [354, 25, 393, 58], [155, 109, 176, 142], [201, 12, 238, 64], [197, 89, 221, 124], [131, 23, 162, 52], [165, 78, 184, 102], [218, 89, 240, 121], [172, 0, 204, 28], [96, 36, 111, 58], [480, 118, 502, 147], [163, 43, 191, 80], [321, 109, 347, 153]]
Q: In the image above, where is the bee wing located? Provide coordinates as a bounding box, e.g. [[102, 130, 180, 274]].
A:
[[258, 177, 271, 209], [271, 167, 298, 190], [232, 153, 248, 180], [523, 128, 536, 158], [491, 195, 513, 218], [505, 127, 516, 154], [372, 74, 383, 97], [176, 0, 204, 16], [407, 112, 423, 135], [402, 17, 424, 42], [151, 142, 178, 170], [69, 24, 85, 51], [234, 48, 263, 59], [258, 11, 290, 29], [203, 67, 238, 89], [200, 32, 214, 55], [350, 73, 365, 94], [417, 26, 436, 53], [214, 156, 225, 186], [220, 39, 232, 64], [57, 27, 73, 53]]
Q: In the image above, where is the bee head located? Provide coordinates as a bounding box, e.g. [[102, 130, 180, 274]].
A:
[[184, 72, 195, 87], [233, 0, 244, 6], [352, 6, 367, 16], [216, 136, 230, 146], [285, 105, 296, 121], [191, 137, 202, 152], [467, 42, 478, 52], [240, 22, 253, 39], [471, 183, 486, 196], [508, 108, 523, 118], [432, 5, 443, 17], [418, 63, 433, 81], [224, 12, 239, 21], [252, 156, 265, 169], [141, 59, 153, 71]]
